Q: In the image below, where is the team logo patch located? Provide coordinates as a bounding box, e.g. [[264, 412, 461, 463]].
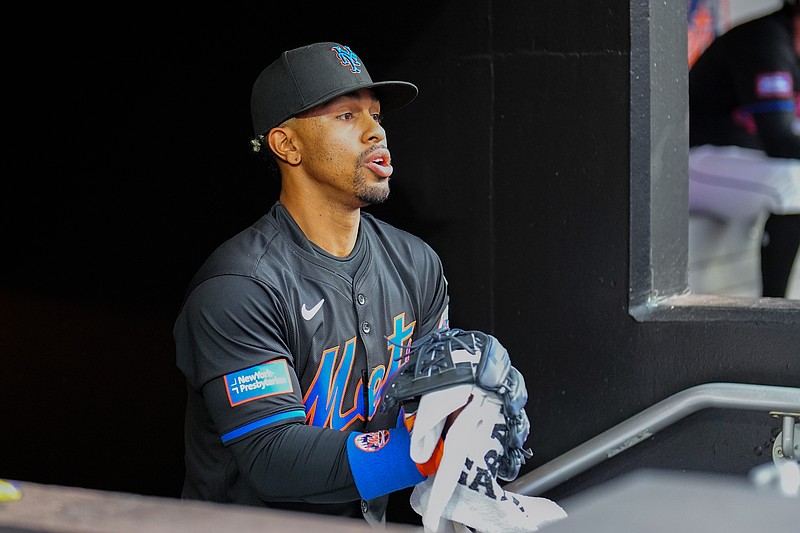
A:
[[225, 359, 293, 407], [755, 72, 793, 99], [353, 430, 390, 452], [331, 45, 362, 73]]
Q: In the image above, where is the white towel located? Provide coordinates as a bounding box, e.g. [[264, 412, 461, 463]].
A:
[[408, 384, 474, 464], [409, 387, 567, 533]]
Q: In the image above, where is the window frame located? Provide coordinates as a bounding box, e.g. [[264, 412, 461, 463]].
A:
[[627, 0, 800, 324]]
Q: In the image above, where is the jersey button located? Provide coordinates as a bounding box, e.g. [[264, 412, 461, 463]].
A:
[[361, 321, 371, 334], [357, 294, 366, 305]]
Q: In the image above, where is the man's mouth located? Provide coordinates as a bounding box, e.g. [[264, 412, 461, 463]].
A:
[[363, 148, 393, 178]]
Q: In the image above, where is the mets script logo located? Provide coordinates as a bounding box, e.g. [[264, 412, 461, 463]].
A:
[[331, 45, 362, 73], [354, 430, 390, 452], [303, 313, 416, 430]]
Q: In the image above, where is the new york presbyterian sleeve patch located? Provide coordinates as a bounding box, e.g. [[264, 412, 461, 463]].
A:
[[225, 359, 294, 407]]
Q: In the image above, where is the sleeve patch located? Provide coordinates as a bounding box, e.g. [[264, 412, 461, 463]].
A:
[[755, 72, 793, 99], [353, 430, 391, 452], [225, 359, 294, 406]]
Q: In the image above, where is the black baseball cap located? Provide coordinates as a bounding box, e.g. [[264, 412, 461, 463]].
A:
[[250, 42, 419, 136]]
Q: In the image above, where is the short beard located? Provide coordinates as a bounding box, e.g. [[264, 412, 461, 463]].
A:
[[353, 167, 390, 205]]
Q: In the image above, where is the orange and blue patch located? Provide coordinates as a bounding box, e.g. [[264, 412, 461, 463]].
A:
[[353, 430, 390, 452]]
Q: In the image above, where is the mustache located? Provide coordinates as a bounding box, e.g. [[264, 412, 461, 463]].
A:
[[357, 145, 389, 166]]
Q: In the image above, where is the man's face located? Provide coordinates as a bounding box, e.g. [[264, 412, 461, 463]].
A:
[[288, 89, 393, 207]]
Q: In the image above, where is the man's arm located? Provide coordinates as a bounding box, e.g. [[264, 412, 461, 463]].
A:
[[728, 21, 800, 158]]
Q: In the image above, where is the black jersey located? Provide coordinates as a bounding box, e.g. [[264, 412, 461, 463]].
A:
[[174, 202, 449, 510], [689, 6, 800, 158]]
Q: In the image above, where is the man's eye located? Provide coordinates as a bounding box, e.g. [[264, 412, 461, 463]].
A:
[[372, 113, 384, 123], [338, 112, 354, 120]]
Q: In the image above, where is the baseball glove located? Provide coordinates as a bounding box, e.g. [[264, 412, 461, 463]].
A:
[[381, 327, 533, 481]]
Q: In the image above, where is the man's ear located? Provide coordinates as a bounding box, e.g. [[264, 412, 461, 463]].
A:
[[267, 127, 301, 165]]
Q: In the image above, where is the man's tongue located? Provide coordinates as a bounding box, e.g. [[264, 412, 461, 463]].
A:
[[365, 160, 394, 178]]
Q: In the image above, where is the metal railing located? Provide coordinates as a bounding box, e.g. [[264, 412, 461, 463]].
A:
[[504, 382, 800, 496]]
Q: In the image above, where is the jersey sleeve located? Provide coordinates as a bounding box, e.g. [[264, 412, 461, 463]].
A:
[[176, 274, 307, 443]]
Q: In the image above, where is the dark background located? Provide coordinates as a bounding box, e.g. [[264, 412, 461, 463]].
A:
[[2, 1, 797, 525]]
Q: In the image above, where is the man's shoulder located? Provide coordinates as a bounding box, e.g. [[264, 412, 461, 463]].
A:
[[190, 213, 287, 284]]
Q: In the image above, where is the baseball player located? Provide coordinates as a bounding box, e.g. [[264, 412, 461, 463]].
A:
[[688, 0, 800, 297], [173, 42, 452, 524]]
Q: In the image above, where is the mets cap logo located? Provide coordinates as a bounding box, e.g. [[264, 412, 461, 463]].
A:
[[331, 45, 362, 74], [354, 430, 390, 452]]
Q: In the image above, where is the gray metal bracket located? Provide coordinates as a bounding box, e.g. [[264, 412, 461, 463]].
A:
[[771, 411, 799, 463]]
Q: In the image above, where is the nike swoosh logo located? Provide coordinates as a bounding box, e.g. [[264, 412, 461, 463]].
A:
[[301, 299, 325, 321]]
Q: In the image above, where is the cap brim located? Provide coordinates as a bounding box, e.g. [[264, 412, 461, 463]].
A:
[[366, 80, 419, 114], [292, 80, 419, 121]]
